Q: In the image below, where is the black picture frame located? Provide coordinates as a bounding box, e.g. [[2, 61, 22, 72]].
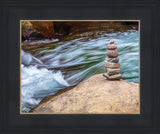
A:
[[0, 0, 160, 133]]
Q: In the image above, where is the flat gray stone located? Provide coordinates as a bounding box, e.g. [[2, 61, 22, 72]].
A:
[[103, 61, 121, 68], [106, 68, 120, 76], [103, 73, 122, 80], [106, 57, 119, 63]]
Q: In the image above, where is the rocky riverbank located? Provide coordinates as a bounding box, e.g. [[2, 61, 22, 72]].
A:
[[30, 74, 139, 114], [21, 21, 138, 42]]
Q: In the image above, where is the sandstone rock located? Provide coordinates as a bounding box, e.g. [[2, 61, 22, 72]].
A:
[[103, 73, 122, 80], [107, 50, 119, 58], [30, 74, 139, 114], [106, 68, 120, 76], [103, 62, 120, 68], [107, 44, 117, 50], [29, 21, 55, 38], [106, 57, 119, 63]]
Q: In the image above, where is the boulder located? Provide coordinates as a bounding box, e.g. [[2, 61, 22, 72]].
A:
[[30, 74, 139, 114], [21, 21, 47, 41], [29, 21, 55, 38]]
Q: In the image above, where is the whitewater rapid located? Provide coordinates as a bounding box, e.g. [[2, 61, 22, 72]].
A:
[[21, 51, 69, 112]]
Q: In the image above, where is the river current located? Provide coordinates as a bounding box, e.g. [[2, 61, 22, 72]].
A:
[[21, 30, 139, 112]]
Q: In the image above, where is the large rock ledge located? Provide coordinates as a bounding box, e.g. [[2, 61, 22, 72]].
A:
[[30, 74, 140, 114]]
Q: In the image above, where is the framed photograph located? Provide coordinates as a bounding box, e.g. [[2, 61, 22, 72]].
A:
[[20, 20, 140, 114], [0, 0, 160, 133]]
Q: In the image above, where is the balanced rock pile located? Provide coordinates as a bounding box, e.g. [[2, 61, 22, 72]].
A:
[[103, 39, 122, 80]]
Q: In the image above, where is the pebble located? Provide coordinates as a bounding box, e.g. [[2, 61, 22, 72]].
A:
[[107, 50, 119, 58], [103, 73, 122, 80], [106, 57, 119, 63], [107, 44, 117, 50], [103, 62, 120, 68], [106, 68, 120, 76], [109, 39, 114, 44]]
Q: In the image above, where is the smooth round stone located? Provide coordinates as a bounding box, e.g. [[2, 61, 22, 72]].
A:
[[103, 73, 122, 80], [106, 57, 119, 63], [103, 62, 120, 68], [107, 50, 119, 58], [107, 44, 117, 50], [106, 68, 120, 76], [109, 39, 114, 44]]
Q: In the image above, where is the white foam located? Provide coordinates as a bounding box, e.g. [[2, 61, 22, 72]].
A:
[[21, 50, 32, 65], [21, 50, 43, 65], [21, 65, 69, 112]]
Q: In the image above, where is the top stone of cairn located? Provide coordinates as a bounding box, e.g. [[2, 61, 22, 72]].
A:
[[107, 40, 117, 50], [109, 39, 114, 44]]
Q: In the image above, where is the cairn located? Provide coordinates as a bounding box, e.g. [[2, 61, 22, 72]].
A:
[[103, 39, 122, 80]]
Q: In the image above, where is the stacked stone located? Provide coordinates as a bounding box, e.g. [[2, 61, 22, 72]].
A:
[[103, 39, 122, 80]]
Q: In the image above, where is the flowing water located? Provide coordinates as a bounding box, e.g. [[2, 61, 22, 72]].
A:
[[21, 30, 139, 112]]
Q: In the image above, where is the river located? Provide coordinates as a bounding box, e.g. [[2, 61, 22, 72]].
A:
[[21, 29, 139, 112]]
